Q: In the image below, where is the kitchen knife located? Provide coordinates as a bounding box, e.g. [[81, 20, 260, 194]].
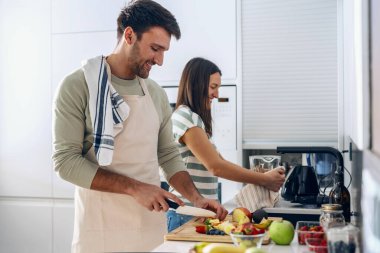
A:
[[166, 199, 216, 217]]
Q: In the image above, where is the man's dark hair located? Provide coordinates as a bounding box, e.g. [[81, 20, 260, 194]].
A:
[[117, 0, 181, 42]]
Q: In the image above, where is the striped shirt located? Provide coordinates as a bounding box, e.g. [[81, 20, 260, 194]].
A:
[[171, 105, 218, 205]]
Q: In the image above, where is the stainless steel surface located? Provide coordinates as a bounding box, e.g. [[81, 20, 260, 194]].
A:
[[175, 206, 216, 217]]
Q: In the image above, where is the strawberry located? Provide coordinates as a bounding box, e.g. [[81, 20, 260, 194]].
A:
[[195, 225, 207, 234]]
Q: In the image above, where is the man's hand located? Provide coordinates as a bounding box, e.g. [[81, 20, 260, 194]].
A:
[[168, 171, 227, 219], [131, 181, 184, 212], [193, 198, 228, 221], [263, 166, 286, 192], [90, 168, 184, 211]]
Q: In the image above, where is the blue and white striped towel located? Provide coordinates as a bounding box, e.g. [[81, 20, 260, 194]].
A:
[[82, 56, 130, 166]]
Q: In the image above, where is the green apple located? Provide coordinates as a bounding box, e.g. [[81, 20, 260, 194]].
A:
[[268, 220, 294, 245], [245, 248, 267, 253]]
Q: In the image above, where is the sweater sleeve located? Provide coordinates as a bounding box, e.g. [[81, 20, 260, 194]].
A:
[[52, 69, 99, 189]]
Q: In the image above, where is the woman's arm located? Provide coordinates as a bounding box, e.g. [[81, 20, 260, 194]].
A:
[[181, 127, 285, 191]]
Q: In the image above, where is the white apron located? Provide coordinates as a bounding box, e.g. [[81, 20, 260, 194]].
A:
[[72, 78, 167, 253]]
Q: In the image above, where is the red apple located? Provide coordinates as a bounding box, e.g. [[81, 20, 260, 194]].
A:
[[240, 222, 259, 235], [232, 207, 252, 225]]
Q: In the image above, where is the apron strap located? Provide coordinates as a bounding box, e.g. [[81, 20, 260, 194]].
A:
[[138, 78, 150, 96]]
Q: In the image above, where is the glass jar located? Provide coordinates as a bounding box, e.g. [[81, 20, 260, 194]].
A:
[[327, 224, 360, 253], [319, 204, 345, 230]]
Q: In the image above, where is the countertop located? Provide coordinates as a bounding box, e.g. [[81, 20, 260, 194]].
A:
[[152, 237, 309, 253], [152, 198, 319, 252]]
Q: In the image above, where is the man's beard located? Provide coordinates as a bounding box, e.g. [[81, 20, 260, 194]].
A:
[[129, 42, 151, 79]]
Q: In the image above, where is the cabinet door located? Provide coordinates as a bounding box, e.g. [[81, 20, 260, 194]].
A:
[[52, 0, 126, 34], [51, 32, 116, 198], [51, 32, 116, 95], [370, 0, 380, 155], [52, 0, 237, 84], [0, 201, 52, 253], [53, 203, 74, 253], [242, 0, 339, 149], [212, 85, 237, 154], [150, 0, 237, 83], [0, 0, 52, 197]]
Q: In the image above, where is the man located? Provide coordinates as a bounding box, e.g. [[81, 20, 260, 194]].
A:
[[52, 0, 227, 252]]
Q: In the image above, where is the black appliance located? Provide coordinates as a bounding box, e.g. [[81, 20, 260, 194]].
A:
[[277, 146, 345, 206], [281, 165, 319, 204]]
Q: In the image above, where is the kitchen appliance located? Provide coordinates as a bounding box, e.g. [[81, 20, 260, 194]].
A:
[[281, 164, 320, 204], [166, 199, 216, 217], [249, 155, 281, 172], [277, 146, 345, 206]]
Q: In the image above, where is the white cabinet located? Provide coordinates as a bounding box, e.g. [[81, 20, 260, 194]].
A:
[[53, 202, 75, 253], [51, 0, 126, 34], [150, 0, 237, 84], [0, 200, 52, 253], [212, 85, 238, 156], [211, 85, 242, 202], [0, 0, 52, 197], [51, 0, 237, 86], [241, 0, 339, 149], [51, 32, 116, 100], [51, 31, 116, 197]]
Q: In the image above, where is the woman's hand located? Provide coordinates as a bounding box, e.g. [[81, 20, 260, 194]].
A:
[[262, 167, 286, 192]]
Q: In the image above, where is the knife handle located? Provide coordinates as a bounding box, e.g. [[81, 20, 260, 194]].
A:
[[166, 199, 180, 209]]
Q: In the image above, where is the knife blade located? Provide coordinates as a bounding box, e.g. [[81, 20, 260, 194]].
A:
[[166, 199, 216, 217]]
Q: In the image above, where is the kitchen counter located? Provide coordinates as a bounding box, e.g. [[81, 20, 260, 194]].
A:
[[152, 237, 308, 252], [224, 197, 321, 226], [223, 197, 321, 215], [152, 198, 321, 252]]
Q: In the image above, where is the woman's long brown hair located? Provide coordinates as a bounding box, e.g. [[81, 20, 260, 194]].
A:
[[176, 57, 222, 137]]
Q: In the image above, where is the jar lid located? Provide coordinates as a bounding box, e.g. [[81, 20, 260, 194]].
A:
[[321, 204, 342, 211]]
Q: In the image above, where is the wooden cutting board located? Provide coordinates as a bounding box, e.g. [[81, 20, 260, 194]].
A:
[[164, 215, 281, 245]]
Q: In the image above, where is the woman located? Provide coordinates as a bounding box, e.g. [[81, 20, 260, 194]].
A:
[[167, 57, 286, 232]]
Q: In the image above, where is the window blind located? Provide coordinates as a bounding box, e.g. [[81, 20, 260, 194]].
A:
[[242, 0, 338, 149]]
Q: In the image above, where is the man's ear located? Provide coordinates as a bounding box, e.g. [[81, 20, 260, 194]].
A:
[[123, 27, 134, 44]]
